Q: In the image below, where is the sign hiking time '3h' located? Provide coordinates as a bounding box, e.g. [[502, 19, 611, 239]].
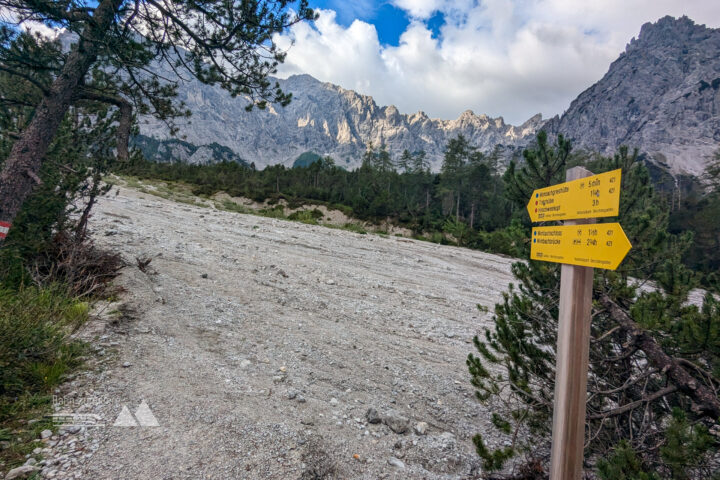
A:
[[528, 168, 630, 271], [527, 167, 632, 480], [527, 168, 621, 223]]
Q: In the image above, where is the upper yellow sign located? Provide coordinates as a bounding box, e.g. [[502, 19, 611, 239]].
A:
[[527, 169, 622, 222], [531, 223, 632, 270]]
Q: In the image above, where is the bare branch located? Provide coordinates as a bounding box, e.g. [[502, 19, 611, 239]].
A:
[[588, 385, 678, 420], [73, 88, 132, 161], [600, 294, 720, 419]]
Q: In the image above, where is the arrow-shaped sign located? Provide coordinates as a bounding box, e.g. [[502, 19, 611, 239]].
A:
[[531, 222, 632, 270], [527, 169, 621, 222]]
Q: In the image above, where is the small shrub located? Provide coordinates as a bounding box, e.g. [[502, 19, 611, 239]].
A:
[[430, 231, 444, 244], [259, 204, 286, 219], [287, 209, 322, 225], [219, 200, 251, 214], [342, 223, 367, 234], [28, 232, 124, 298]]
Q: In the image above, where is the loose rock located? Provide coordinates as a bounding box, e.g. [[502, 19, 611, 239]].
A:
[[5, 465, 39, 480], [365, 407, 382, 424], [383, 411, 410, 434]]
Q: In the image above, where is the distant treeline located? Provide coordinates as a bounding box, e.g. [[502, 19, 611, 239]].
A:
[[116, 134, 720, 288], [117, 135, 528, 255]]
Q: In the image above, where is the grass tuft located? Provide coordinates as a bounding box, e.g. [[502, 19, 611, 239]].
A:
[[0, 286, 89, 468]]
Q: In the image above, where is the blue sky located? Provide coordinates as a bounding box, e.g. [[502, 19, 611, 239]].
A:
[[275, 1, 720, 124], [309, 1, 445, 45]]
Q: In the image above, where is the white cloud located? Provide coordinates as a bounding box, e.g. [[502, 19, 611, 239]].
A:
[[274, 1, 720, 124], [0, 7, 65, 39], [391, 0, 445, 19]]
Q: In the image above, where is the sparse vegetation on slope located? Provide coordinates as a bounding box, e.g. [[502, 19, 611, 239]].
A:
[[113, 139, 529, 257]]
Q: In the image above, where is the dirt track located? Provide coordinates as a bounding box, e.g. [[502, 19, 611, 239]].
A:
[[44, 183, 518, 479]]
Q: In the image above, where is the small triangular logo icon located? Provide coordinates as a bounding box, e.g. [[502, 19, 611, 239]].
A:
[[113, 405, 138, 426], [134, 400, 159, 427]]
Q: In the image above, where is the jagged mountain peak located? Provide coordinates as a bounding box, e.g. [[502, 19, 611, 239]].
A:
[[634, 15, 706, 45], [139, 72, 541, 169], [546, 15, 720, 175]]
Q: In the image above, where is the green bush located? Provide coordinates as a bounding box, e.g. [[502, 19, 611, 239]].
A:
[[219, 199, 251, 214], [258, 204, 286, 219], [287, 208, 323, 224], [597, 441, 660, 480], [429, 231, 445, 244]]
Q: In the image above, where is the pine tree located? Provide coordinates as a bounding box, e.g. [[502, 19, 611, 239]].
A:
[[441, 135, 473, 221], [412, 150, 430, 173], [466, 137, 720, 477], [705, 149, 720, 191], [0, 61, 118, 287], [375, 144, 395, 173], [398, 149, 413, 173], [0, 0, 315, 239], [361, 143, 376, 170]]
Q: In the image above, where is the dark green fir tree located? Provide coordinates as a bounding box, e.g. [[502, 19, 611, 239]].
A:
[[467, 135, 720, 478]]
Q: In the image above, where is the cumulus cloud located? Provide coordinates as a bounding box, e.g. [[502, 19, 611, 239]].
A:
[[274, 1, 720, 124]]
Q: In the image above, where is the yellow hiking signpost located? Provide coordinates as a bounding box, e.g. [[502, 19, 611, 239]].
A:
[[531, 223, 632, 270], [527, 168, 621, 222], [528, 167, 632, 480]]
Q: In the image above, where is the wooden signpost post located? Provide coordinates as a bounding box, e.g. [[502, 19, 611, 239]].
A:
[[527, 167, 632, 480]]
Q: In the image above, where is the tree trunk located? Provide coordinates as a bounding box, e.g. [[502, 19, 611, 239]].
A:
[[600, 294, 720, 419], [0, 0, 120, 239], [456, 191, 461, 222], [75, 89, 132, 161], [75, 173, 101, 242], [470, 202, 475, 229]]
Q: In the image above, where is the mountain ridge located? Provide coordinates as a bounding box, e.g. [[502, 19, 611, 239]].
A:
[[544, 15, 720, 175], [138, 72, 543, 170], [139, 15, 720, 176]]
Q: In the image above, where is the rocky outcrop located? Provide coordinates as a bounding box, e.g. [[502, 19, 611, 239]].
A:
[[131, 135, 248, 166], [545, 16, 720, 175], [138, 74, 543, 170]]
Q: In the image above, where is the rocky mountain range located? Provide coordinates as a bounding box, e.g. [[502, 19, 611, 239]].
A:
[[137, 73, 542, 171], [544, 16, 720, 176], [138, 16, 720, 176]]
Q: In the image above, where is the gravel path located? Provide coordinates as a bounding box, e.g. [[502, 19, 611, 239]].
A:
[[37, 185, 517, 480]]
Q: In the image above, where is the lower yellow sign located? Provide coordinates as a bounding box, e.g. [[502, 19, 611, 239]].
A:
[[531, 223, 632, 270]]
